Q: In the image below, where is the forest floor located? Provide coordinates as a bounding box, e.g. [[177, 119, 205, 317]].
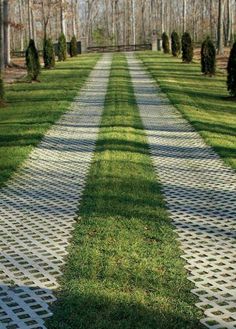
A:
[[4, 64, 27, 84], [3, 57, 26, 84], [194, 47, 230, 70], [137, 51, 236, 170]]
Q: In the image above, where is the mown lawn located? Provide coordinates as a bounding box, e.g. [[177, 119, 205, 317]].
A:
[[47, 53, 204, 329], [137, 51, 236, 170], [0, 54, 100, 187]]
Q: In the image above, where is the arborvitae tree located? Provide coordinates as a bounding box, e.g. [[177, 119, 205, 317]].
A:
[[0, 78, 4, 104], [182, 32, 194, 63], [227, 42, 236, 97], [43, 38, 55, 69], [58, 33, 67, 61], [201, 37, 216, 76], [70, 36, 78, 57], [162, 32, 170, 54], [171, 31, 181, 57], [26, 39, 41, 81]]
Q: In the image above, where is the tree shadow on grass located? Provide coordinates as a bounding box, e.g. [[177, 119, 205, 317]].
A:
[[0, 283, 204, 329], [47, 291, 204, 329], [0, 56, 218, 329]]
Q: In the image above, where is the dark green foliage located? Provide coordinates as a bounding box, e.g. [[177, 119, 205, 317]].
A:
[[162, 32, 170, 54], [70, 36, 78, 57], [182, 32, 194, 63], [0, 78, 4, 103], [201, 37, 216, 76], [58, 33, 67, 61], [227, 41, 236, 97], [43, 38, 55, 69], [171, 31, 181, 57], [25, 39, 41, 81]]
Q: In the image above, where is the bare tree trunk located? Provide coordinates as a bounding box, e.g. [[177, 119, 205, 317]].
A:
[[86, 0, 95, 47], [183, 0, 187, 33], [4, 0, 236, 54], [123, 0, 126, 44], [169, 0, 174, 34], [151, 0, 155, 33], [112, 0, 115, 44], [27, 0, 33, 40], [41, 1, 47, 40], [132, 0, 136, 44], [141, 0, 145, 43], [161, 0, 164, 34], [231, 0, 235, 45], [19, 0, 24, 50], [31, 7, 36, 45], [60, 0, 66, 36], [0, 0, 4, 72], [75, 0, 80, 39], [166, 0, 171, 35], [210, 0, 214, 39], [217, 0, 224, 54], [192, 0, 197, 41], [226, 0, 232, 45], [0, 0, 4, 102], [71, 0, 76, 37], [3, 0, 10, 66]]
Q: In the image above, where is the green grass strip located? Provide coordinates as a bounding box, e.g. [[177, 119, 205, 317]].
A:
[[0, 54, 100, 187], [137, 51, 236, 170], [47, 53, 204, 329]]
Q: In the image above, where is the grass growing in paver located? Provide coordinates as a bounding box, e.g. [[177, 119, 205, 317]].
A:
[[0, 54, 100, 187], [137, 52, 236, 170], [47, 54, 204, 329]]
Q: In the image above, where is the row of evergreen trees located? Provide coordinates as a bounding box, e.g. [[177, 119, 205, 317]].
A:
[[161, 31, 236, 97], [162, 31, 194, 64], [0, 33, 78, 104], [26, 34, 78, 82]]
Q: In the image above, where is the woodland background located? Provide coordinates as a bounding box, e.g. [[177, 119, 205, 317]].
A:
[[0, 0, 235, 68]]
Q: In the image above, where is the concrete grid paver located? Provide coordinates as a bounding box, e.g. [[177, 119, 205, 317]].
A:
[[127, 53, 236, 329], [0, 54, 112, 329]]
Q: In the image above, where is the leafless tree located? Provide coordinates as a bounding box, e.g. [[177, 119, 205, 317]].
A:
[[0, 0, 4, 71], [0, 0, 234, 55], [217, 0, 225, 54], [3, 0, 10, 65]]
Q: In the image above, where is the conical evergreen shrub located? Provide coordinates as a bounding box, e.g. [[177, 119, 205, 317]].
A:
[[162, 32, 170, 54], [201, 37, 216, 76], [26, 39, 41, 81], [58, 33, 67, 61], [43, 38, 55, 69], [182, 32, 194, 63], [0, 78, 4, 103], [171, 31, 181, 57], [227, 41, 236, 97], [70, 36, 78, 57]]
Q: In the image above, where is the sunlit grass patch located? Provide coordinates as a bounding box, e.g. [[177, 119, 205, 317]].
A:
[[0, 54, 100, 186], [137, 51, 236, 170], [47, 53, 204, 329]]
